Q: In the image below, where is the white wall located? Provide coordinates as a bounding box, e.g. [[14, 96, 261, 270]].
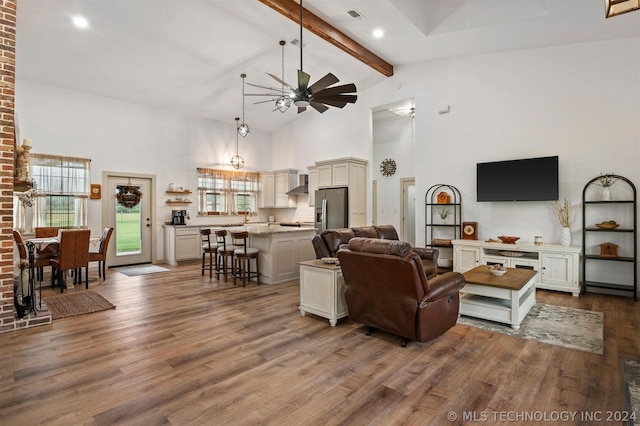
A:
[[15, 80, 273, 259], [273, 37, 639, 294]]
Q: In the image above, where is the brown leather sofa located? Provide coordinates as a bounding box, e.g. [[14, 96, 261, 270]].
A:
[[312, 224, 439, 279], [337, 237, 466, 345]]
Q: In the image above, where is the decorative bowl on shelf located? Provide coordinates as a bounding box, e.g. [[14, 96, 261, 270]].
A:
[[498, 235, 520, 244], [596, 222, 619, 229], [487, 264, 507, 276]]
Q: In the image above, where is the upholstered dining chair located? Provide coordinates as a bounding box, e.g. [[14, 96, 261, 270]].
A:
[[50, 229, 91, 292], [34, 227, 60, 238], [32, 226, 60, 280], [88, 227, 114, 280], [13, 229, 56, 286]]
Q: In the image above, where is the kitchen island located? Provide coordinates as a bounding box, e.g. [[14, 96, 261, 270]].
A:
[[163, 224, 317, 284]]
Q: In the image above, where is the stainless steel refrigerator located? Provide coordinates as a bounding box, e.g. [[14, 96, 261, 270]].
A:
[[315, 187, 349, 233]]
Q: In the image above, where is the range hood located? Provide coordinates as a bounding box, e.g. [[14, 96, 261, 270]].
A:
[[286, 174, 308, 195]]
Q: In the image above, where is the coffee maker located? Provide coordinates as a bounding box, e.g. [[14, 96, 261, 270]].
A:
[[172, 210, 187, 225]]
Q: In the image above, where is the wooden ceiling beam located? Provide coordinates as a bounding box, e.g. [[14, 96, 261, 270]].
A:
[[258, 0, 394, 77]]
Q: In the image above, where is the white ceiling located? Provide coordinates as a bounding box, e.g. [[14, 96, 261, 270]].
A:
[[15, 0, 640, 133]]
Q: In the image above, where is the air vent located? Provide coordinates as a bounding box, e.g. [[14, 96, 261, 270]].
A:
[[346, 9, 366, 20], [290, 38, 306, 48]]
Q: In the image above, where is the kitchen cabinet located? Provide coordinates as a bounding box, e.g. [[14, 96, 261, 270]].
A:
[[259, 169, 297, 208], [453, 239, 582, 296], [307, 166, 318, 207], [313, 158, 367, 227], [164, 226, 202, 265]]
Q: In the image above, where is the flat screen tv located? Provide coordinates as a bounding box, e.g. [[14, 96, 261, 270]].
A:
[[477, 156, 559, 202]]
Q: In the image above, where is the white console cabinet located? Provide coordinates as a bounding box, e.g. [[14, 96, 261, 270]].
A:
[[453, 239, 582, 297]]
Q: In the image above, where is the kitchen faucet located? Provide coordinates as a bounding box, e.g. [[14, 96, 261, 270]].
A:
[[244, 207, 252, 224]]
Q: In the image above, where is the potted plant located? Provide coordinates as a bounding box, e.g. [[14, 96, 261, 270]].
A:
[[437, 207, 451, 224], [595, 173, 618, 201], [554, 198, 572, 246]]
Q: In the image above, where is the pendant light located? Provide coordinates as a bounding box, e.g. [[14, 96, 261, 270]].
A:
[[275, 40, 291, 113], [238, 74, 250, 137], [231, 117, 245, 170]]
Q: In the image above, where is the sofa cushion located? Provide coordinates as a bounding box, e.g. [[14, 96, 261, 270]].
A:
[[352, 226, 378, 238], [374, 225, 399, 240], [347, 237, 413, 257], [321, 228, 355, 257]]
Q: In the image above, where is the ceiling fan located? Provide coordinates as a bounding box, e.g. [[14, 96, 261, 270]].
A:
[[245, 0, 357, 114]]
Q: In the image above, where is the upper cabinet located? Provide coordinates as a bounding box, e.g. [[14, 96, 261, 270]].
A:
[[259, 169, 297, 208], [311, 158, 367, 227]]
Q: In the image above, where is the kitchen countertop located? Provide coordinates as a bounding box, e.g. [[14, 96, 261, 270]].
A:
[[163, 223, 317, 234]]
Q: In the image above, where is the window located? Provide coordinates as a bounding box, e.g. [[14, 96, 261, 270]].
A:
[[29, 153, 91, 229], [197, 168, 258, 215]]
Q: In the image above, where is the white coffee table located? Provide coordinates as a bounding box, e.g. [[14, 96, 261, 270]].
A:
[[460, 265, 537, 330]]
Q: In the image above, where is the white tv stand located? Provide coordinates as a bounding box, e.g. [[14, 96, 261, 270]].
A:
[[452, 239, 582, 297]]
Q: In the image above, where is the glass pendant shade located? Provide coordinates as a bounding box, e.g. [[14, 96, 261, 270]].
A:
[[237, 123, 249, 137], [275, 96, 291, 113], [231, 154, 245, 169]]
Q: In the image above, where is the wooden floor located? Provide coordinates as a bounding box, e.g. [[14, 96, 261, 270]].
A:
[[0, 263, 638, 425]]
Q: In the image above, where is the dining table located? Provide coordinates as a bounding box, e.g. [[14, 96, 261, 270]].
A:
[[25, 235, 101, 310]]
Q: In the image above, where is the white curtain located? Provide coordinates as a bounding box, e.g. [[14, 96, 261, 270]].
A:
[[29, 153, 90, 228], [197, 168, 258, 215]]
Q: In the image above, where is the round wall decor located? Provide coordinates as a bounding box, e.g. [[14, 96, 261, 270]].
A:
[[380, 158, 397, 177]]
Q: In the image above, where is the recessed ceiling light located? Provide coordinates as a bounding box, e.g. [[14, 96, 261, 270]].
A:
[[372, 28, 384, 39], [72, 15, 89, 29]]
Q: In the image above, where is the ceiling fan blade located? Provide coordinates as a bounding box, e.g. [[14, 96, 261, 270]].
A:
[[309, 101, 329, 113], [245, 92, 286, 97], [314, 83, 357, 97], [315, 98, 348, 108], [246, 82, 287, 93], [298, 70, 310, 92], [313, 94, 358, 104], [253, 99, 279, 105], [308, 73, 339, 94], [297, 106, 307, 114], [265, 73, 295, 92]]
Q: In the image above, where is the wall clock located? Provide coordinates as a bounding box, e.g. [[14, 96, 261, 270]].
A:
[[462, 222, 478, 240], [380, 158, 397, 177]]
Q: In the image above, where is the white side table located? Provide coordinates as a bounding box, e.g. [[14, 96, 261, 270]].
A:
[[299, 259, 347, 326]]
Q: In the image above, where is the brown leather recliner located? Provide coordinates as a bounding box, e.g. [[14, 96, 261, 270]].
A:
[[337, 237, 465, 345], [312, 225, 439, 279]]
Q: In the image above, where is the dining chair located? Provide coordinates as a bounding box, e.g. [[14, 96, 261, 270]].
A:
[[88, 227, 114, 280], [33, 227, 60, 280], [50, 229, 91, 292], [35, 227, 60, 238], [13, 229, 55, 286]]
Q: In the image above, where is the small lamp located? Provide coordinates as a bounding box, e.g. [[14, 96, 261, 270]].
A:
[[238, 74, 250, 137]]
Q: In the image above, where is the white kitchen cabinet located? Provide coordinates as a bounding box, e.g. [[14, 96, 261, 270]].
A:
[[259, 172, 276, 208], [453, 239, 582, 296], [259, 169, 297, 208], [312, 158, 367, 227], [164, 226, 201, 265], [307, 166, 318, 207]]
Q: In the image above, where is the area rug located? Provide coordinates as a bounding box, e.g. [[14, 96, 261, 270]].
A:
[[457, 303, 604, 354], [44, 290, 115, 320], [113, 264, 170, 277], [622, 359, 640, 426]]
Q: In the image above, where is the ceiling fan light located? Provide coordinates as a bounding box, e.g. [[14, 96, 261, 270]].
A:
[[276, 96, 291, 113], [294, 99, 310, 107], [237, 123, 250, 137]]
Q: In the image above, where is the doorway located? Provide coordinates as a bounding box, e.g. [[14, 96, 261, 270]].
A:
[[104, 172, 155, 266], [401, 178, 416, 245]]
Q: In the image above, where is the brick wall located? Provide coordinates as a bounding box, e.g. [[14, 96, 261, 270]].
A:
[[0, 1, 50, 332]]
